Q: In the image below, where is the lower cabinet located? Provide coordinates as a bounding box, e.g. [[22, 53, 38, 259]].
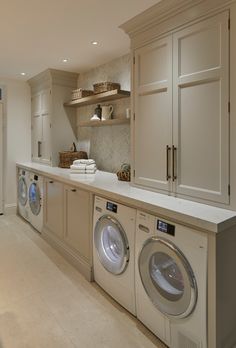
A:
[[43, 178, 92, 280], [64, 185, 91, 261], [44, 178, 64, 239]]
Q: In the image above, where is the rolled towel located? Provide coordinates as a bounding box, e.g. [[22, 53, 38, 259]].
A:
[[73, 159, 95, 165]]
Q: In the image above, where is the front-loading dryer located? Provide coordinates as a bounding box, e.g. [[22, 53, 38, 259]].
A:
[[93, 196, 136, 315], [28, 172, 43, 233], [136, 211, 207, 348], [17, 168, 30, 221]]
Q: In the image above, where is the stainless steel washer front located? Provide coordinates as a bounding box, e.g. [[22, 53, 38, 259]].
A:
[[139, 237, 197, 318], [94, 215, 130, 275]]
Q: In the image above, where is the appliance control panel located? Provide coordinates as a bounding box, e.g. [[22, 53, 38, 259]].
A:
[[157, 219, 175, 236], [106, 201, 117, 213]]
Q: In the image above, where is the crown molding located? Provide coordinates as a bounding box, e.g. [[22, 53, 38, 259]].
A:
[[120, 0, 235, 40], [28, 69, 78, 93]]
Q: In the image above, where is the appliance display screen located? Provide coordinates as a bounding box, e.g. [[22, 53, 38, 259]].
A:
[[106, 202, 117, 213], [157, 219, 175, 236]]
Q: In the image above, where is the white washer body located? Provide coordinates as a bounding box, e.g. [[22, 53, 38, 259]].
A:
[[93, 196, 136, 315], [28, 172, 43, 233], [17, 168, 30, 221], [136, 211, 207, 348]]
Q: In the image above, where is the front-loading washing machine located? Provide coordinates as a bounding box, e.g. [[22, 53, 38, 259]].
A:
[[93, 196, 136, 315], [17, 168, 30, 221], [136, 210, 208, 348], [28, 172, 43, 233]]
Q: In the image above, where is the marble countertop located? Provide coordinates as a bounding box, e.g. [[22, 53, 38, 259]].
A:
[[16, 162, 236, 234]]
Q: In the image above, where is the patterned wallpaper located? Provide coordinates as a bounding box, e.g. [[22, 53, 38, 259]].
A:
[[76, 54, 131, 173]]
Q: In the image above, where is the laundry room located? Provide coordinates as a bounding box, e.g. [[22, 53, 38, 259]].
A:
[[1, 1, 236, 348]]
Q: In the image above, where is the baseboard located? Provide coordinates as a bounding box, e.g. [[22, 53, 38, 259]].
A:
[[4, 203, 17, 215], [42, 226, 93, 282]]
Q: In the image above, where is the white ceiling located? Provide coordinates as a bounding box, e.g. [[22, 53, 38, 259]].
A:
[[0, 0, 160, 80]]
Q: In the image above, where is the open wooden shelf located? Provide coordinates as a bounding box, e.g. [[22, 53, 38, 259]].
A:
[[64, 89, 130, 108], [78, 118, 130, 127]]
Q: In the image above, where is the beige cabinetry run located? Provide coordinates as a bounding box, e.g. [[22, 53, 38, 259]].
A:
[[43, 177, 92, 280], [132, 11, 229, 205], [29, 69, 78, 166]]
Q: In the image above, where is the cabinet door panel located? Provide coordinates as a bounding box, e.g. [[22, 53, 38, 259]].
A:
[[32, 115, 42, 159], [134, 36, 172, 191], [41, 89, 51, 115], [32, 94, 41, 116], [42, 114, 51, 163], [64, 187, 90, 261], [173, 12, 229, 204], [44, 179, 63, 238]]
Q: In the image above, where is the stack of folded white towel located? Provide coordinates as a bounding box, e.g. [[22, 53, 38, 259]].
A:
[[70, 159, 97, 174]]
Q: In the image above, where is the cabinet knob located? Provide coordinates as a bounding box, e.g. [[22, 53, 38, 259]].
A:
[[49, 180, 54, 184], [71, 189, 76, 192]]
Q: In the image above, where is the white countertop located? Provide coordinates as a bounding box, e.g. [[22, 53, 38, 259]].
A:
[[16, 162, 236, 233]]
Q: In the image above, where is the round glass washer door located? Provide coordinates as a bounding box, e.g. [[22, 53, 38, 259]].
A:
[[94, 215, 130, 275], [29, 182, 41, 216], [18, 176, 28, 206], [139, 237, 197, 318]]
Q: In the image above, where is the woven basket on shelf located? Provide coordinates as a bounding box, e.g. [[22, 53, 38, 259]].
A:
[[71, 88, 93, 100], [59, 151, 88, 168], [116, 170, 130, 182], [93, 82, 120, 94]]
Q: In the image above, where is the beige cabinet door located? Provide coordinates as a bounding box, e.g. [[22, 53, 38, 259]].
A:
[[31, 89, 52, 164], [64, 185, 91, 261], [41, 88, 51, 115], [134, 36, 172, 192], [42, 114, 51, 163], [31, 93, 41, 116], [32, 114, 42, 160], [44, 178, 63, 238], [173, 11, 229, 204]]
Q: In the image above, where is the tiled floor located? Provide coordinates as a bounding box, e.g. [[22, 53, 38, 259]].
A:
[[0, 214, 167, 348]]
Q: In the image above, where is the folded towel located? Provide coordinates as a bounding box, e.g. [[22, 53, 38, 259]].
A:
[[70, 169, 96, 174], [73, 159, 95, 165], [70, 164, 96, 170]]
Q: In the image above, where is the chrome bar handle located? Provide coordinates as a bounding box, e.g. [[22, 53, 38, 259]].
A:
[[172, 145, 177, 181], [166, 145, 171, 181], [38, 141, 42, 158]]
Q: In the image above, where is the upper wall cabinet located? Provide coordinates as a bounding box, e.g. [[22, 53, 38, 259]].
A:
[[28, 69, 78, 166], [121, 1, 232, 207]]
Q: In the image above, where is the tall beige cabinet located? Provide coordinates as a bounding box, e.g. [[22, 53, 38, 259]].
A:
[[121, 0, 236, 209], [28, 69, 78, 166]]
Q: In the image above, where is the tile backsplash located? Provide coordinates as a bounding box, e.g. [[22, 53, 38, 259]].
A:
[[76, 54, 131, 173]]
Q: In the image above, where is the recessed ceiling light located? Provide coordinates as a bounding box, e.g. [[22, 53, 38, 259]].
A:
[[21, 72, 26, 76], [91, 41, 98, 45], [62, 58, 69, 63]]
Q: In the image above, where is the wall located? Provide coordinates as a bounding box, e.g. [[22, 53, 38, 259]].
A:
[[0, 78, 31, 212], [77, 54, 131, 173]]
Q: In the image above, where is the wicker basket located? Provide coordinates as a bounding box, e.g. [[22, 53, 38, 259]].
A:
[[59, 151, 88, 168], [71, 88, 93, 100], [93, 82, 120, 94], [116, 170, 130, 182]]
